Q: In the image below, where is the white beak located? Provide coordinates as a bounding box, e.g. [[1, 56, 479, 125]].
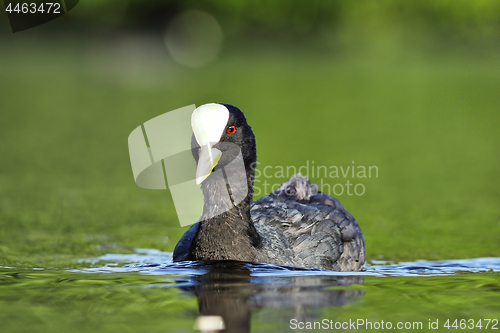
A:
[[195, 144, 222, 184], [191, 104, 229, 184]]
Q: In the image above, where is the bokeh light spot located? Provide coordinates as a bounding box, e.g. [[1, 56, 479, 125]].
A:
[[164, 10, 223, 68]]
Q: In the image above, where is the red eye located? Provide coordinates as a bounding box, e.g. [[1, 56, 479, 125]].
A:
[[227, 126, 236, 134]]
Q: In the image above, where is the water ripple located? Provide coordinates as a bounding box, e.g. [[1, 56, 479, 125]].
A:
[[74, 248, 500, 277]]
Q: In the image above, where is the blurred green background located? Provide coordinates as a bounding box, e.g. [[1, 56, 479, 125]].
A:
[[0, 0, 499, 268]]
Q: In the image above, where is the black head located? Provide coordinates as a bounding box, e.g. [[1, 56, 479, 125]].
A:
[[191, 103, 257, 184]]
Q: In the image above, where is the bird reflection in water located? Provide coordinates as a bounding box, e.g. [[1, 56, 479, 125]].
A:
[[179, 261, 364, 333]]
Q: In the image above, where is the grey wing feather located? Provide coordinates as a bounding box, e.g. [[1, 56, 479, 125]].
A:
[[251, 174, 365, 271]]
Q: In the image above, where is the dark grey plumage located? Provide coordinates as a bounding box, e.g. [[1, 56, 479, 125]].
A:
[[250, 175, 365, 271], [173, 103, 365, 271]]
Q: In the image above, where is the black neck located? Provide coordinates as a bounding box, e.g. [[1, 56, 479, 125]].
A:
[[190, 158, 261, 261]]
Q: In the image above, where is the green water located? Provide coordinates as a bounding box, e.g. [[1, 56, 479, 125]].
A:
[[1, 258, 499, 332], [0, 36, 499, 332]]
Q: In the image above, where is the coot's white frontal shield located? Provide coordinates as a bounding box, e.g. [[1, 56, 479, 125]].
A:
[[128, 104, 248, 226]]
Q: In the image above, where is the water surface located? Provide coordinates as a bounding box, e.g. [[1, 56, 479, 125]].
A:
[[2, 249, 499, 333]]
